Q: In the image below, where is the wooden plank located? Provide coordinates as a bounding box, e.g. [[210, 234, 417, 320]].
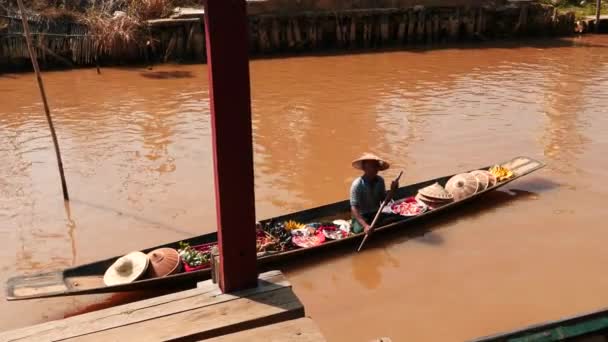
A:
[[1, 271, 285, 342], [205, 318, 326, 342], [64, 286, 303, 341]]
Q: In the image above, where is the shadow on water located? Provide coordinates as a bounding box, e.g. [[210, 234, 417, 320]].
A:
[[70, 198, 197, 236], [139, 70, 194, 79]]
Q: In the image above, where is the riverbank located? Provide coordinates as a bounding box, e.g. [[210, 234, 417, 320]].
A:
[[1, 0, 576, 72]]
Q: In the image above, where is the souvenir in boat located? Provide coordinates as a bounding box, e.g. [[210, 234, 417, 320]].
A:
[[332, 219, 352, 234], [292, 230, 326, 248], [256, 229, 279, 253], [489, 165, 514, 182], [284, 220, 305, 231], [321, 224, 349, 240], [146, 248, 182, 278], [391, 198, 427, 216], [470, 170, 490, 192], [178, 242, 212, 272], [446, 173, 479, 201], [486, 170, 497, 187], [415, 193, 453, 209], [103, 251, 149, 286], [418, 182, 454, 200]]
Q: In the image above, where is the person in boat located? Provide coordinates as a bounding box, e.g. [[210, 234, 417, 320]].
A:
[[350, 153, 398, 234]]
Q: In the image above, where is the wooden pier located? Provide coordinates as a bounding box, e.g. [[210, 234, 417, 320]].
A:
[[0, 271, 326, 342]]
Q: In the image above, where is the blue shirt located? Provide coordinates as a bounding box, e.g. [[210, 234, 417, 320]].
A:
[[350, 176, 386, 215]]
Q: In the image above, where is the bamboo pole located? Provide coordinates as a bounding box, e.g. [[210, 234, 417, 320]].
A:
[[17, 0, 69, 201], [596, 0, 602, 33]]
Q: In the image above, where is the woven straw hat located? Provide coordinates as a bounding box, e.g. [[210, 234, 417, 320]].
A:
[[146, 248, 182, 278], [103, 251, 149, 286], [352, 153, 390, 171], [418, 182, 453, 200], [470, 170, 490, 192], [446, 173, 479, 201]]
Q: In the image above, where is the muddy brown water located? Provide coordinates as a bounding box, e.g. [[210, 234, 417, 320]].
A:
[[1, 36, 608, 340]]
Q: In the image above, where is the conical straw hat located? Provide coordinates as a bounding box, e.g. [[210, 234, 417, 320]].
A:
[[418, 182, 453, 200], [103, 251, 149, 286], [146, 248, 182, 278], [415, 193, 453, 208], [446, 173, 479, 201], [470, 170, 490, 192], [352, 153, 390, 171]]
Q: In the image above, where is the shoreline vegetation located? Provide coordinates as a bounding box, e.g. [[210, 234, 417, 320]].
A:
[[0, 0, 586, 72], [1, 0, 199, 58], [540, 0, 604, 18]]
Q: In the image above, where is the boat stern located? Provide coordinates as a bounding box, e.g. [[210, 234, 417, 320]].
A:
[[6, 271, 68, 301]]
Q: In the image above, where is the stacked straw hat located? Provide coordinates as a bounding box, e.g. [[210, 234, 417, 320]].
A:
[[415, 182, 454, 208], [446, 173, 479, 201], [469, 170, 494, 192]]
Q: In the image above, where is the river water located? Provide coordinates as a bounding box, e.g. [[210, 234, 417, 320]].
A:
[[1, 36, 608, 340]]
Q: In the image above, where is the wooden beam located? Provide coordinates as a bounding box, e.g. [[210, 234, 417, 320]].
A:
[[62, 287, 303, 341], [206, 318, 327, 341], [202, 0, 258, 292], [0, 271, 302, 342]]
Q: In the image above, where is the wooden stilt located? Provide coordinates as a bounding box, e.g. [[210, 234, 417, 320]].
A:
[[16, 0, 69, 201], [350, 16, 357, 47], [398, 14, 406, 43], [381, 14, 390, 43], [408, 10, 416, 44], [293, 19, 302, 46], [202, 0, 258, 293], [596, 0, 602, 33]]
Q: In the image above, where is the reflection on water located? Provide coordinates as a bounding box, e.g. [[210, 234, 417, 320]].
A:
[[352, 249, 400, 290], [1, 36, 608, 340]]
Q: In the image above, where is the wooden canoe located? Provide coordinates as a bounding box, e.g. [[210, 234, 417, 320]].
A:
[[5, 156, 544, 301], [470, 306, 608, 341]]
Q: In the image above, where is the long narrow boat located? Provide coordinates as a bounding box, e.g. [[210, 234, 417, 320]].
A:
[[6, 156, 544, 300], [470, 306, 608, 342]]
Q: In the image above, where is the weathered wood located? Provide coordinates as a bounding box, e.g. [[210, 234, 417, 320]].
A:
[[62, 286, 303, 341], [596, 0, 602, 33], [380, 14, 390, 42], [416, 9, 425, 42], [407, 10, 416, 43], [517, 4, 529, 33], [271, 18, 281, 49], [349, 16, 357, 46], [205, 318, 326, 342], [293, 19, 302, 46], [397, 14, 406, 42], [1, 271, 286, 342]]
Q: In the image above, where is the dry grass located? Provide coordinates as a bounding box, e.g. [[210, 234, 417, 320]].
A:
[[82, 11, 145, 57], [2, 0, 201, 58]]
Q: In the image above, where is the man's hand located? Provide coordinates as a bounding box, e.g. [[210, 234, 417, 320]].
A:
[[364, 223, 372, 233]]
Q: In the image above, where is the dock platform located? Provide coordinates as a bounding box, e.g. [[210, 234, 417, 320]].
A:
[[0, 270, 326, 342]]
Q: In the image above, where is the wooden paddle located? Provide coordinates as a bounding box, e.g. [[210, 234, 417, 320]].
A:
[[357, 171, 403, 252]]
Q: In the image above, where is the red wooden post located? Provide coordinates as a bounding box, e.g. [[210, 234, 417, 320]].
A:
[[203, 0, 258, 292]]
